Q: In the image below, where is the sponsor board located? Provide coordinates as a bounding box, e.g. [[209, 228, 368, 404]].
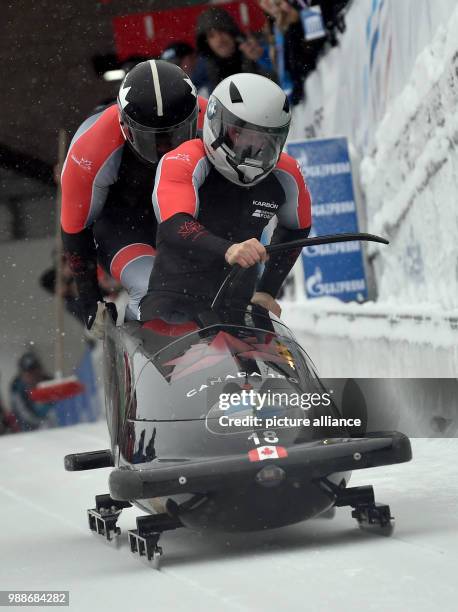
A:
[[286, 137, 368, 302]]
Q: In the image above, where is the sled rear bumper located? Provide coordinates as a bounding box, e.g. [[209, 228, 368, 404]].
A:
[[109, 431, 412, 501]]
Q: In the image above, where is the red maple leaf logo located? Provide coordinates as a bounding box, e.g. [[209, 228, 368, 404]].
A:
[[178, 220, 207, 241], [261, 447, 274, 456], [163, 331, 292, 381]]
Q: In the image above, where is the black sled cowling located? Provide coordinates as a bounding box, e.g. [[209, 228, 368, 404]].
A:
[[65, 233, 412, 557]]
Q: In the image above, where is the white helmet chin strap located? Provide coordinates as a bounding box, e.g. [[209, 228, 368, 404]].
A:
[[219, 142, 266, 184], [237, 163, 265, 183]]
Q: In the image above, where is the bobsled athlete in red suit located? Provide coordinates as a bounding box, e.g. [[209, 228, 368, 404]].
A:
[[140, 73, 312, 322], [61, 60, 207, 334]]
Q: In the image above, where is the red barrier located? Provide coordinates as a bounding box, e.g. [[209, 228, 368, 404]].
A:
[[113, 1, 266, 61]]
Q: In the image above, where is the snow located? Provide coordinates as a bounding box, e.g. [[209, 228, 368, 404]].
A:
[[289, 0, 458, 156], [280, 299, 458, 377], [0, 422, 457, 611], [1, 3, 458, 608], [361, 5, 458, 310], [282, 4, 458, 375]]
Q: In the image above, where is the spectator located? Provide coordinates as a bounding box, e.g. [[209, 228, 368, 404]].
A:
[[193, 7, 277, 95], [253, 28, 277, 75], [9, 352, 57, 433], [259, 1, 317, 105], [259, 1, 348, 105], [161, 42, 197, 77], [319, 1, 348, 46]]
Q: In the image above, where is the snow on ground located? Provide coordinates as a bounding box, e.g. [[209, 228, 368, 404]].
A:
[[1, 421, 457, 612]]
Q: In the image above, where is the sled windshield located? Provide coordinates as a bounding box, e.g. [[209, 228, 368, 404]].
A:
[[128, 315, 330, 423]]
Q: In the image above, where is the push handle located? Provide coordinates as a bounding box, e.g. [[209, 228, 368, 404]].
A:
[[211, 232, 389, 311]]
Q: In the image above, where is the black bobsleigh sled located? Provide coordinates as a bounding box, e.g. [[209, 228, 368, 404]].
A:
[[65, 233, 412, 567]]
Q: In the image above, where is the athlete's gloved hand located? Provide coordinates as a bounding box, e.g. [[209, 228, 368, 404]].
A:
[[251, 291, 282, 318], [225, 238, 267, 268], [81, 300, 118, 339]]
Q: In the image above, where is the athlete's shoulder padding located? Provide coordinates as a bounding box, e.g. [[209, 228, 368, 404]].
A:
[[61, 105, 124, 233], [273, 152, 312, 230], [153, 140, 211, 222]]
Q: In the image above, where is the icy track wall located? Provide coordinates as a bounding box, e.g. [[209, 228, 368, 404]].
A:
[[289, 0, 458, 155], [283, 0, 458, 377], [362, 10, 458, 311]]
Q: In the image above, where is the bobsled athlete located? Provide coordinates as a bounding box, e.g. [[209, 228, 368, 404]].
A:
[[61, 60, 207, 334], [139, 73, 312, 321]]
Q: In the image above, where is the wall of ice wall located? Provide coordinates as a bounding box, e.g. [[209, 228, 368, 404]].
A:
[[283, 0, 458, 377], [361, 11, 458, 310]]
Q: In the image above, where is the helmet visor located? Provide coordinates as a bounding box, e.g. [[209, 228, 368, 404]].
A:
[[121, 105, 198, 164], [207, 99, 289, 177], [222, 123, 284, 171]]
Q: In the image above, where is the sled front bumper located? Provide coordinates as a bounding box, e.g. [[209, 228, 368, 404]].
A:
[[109, 431, 412, 501]]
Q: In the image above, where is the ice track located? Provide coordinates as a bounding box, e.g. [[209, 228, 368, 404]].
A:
[[0, 422, 457, 612]]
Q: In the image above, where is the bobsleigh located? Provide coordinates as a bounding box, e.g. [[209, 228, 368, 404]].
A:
[[65, 233, 412, 567]]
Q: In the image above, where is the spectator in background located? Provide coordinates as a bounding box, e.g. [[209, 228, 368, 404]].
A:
[[161, 42, 197, 77], [193, 7, 277, 95], [259, 0, 318, 105], [259, 1, 348, 105], [319, 0, 348, 46], [9, 353, 57, 433]]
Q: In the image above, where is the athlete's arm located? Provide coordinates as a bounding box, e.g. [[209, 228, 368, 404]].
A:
[[61, 163, 102, 307], [256, 225, 311, 297], [156, 213, 232, 260], [60, 107, 123, 309], [257, 154, 312, 297]]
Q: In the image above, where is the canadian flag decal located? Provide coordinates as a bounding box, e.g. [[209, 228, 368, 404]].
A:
[[248, 445, 288, 462]]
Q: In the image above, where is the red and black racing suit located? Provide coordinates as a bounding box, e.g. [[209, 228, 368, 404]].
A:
[[139, 139, 312, 320], [61, 98, 207, 321]]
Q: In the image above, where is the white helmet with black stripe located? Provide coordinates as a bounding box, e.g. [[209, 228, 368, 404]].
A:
[[117, 59, 198, 164], [203, 73, 291, 187]]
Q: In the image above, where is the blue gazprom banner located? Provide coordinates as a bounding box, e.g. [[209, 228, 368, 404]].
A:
[[286, 137, 368, 302]]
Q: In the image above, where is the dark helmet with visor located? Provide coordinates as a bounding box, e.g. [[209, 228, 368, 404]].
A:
[[203, 73, 291, 186], [117, 60, 199, 164]]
